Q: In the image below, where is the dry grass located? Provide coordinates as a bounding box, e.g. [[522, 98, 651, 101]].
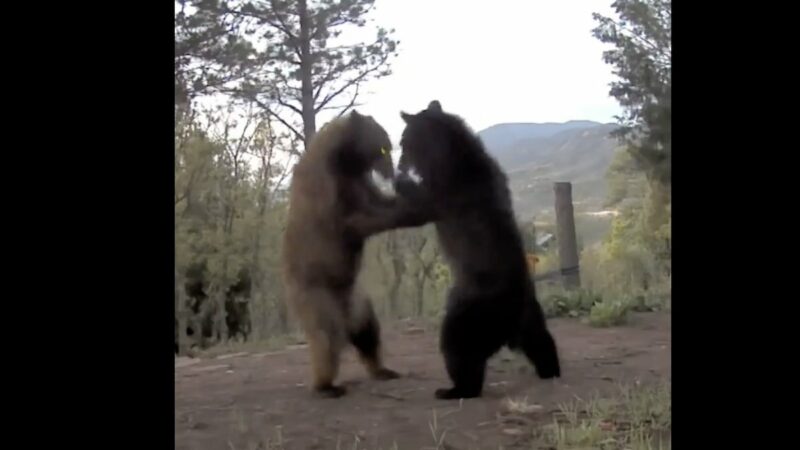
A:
[[542, 381, 671, 449]]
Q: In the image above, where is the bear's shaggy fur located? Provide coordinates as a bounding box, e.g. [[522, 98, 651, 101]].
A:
[[282, 111, 429, 398], [395, 101, 562, 399]]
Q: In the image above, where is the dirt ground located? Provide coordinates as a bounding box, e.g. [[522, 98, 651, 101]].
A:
[[175, 312, 671, 450]]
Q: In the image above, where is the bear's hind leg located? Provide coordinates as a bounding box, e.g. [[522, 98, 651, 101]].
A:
[[290, 286, 348, 398], [435, 306, 491, 399], [517, 299, 561, 379], [435, 352, 487, 399], [348, 294, 400, 380], [307, 326, 347, 398]]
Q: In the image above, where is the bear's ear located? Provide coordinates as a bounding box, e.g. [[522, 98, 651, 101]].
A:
[[400, 111, 415, 123], [427, 100, 442, 113], [350, 109, 366, 128]]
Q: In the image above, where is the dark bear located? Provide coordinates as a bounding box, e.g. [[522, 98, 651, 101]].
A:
[[394, 100, 562, 399]]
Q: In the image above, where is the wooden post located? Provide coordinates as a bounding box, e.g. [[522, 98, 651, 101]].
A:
[[554, 182, 581, 289]]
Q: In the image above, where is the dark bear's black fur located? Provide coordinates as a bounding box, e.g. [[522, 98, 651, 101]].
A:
[[395, 100, 561, 399]]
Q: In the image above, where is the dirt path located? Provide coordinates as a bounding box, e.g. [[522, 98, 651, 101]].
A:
[[175, 313, 671, 450]]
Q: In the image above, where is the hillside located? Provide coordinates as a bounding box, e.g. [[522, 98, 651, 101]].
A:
[[479, 120, 604, 165], [477, 121, 621, 220]]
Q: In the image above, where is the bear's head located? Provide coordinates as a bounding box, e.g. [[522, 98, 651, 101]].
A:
[[341, 110, 395, 180], [397, 100, 455, 183]]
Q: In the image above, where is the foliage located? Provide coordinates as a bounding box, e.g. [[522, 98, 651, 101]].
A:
[[540, 288, 602, 319], [593, 0, 671, 187], [543, 382, 671, 449], [175, 105, 453, 349], [605, 147, 647, 208], [179, 0, 399, 147], [579, 201, 670, 309], [175, 0, 263, 108], [359, 225, 449, 320], [584, 0, 671, 313], [175, 103, 297, 348], [175, 0, 405, 353], [250, 0, 399, 144], [588, 299, 631, 327]]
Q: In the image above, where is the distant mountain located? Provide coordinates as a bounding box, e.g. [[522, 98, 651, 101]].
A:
[[478, 120, 602, 158], [476, 121, 622, 219]]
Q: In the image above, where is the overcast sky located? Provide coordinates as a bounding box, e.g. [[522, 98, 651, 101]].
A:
[[317, 0, 623, 142]]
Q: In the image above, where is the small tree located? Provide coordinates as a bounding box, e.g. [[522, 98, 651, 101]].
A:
[[175, 0, 263, 110], [233, 0, 400, 146], [593, 0, 671, 278], [593, 0, 671, 187]]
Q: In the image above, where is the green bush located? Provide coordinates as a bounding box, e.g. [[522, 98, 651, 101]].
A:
[[540, 286, 669, 328], [588, 298, 631, 327], [541, 288, 603, 318]]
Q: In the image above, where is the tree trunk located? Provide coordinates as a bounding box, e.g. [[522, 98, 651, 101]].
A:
[[298, 0, 316, 147], [275, 296, 289, 333], [388, 274, 402, 317], [415, 277, 425, 317], [386, 232, 405, 316]]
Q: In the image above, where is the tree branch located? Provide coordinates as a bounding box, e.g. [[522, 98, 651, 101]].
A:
[[268, 0, 303, 61], [175, 191, 189, 206], [334, 83, 361, 118], [268, 0, 298, 37], [270, 69, 303, 98], [274, 89, 304, 116], [321, 2, 377, 29], [609, 17, 670, 63], [269, 153, 296, 200], [218, 1, 302, 61], [232, 107, 257, 162], [251, 97, 305, 145], [312, 62, 340, 101], [314, 53, 385, 113], [310, 47, 365, 101]]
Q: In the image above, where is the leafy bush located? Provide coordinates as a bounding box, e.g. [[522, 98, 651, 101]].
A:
[[541, 288, 603, 319], [588, 299, 631, 327]]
